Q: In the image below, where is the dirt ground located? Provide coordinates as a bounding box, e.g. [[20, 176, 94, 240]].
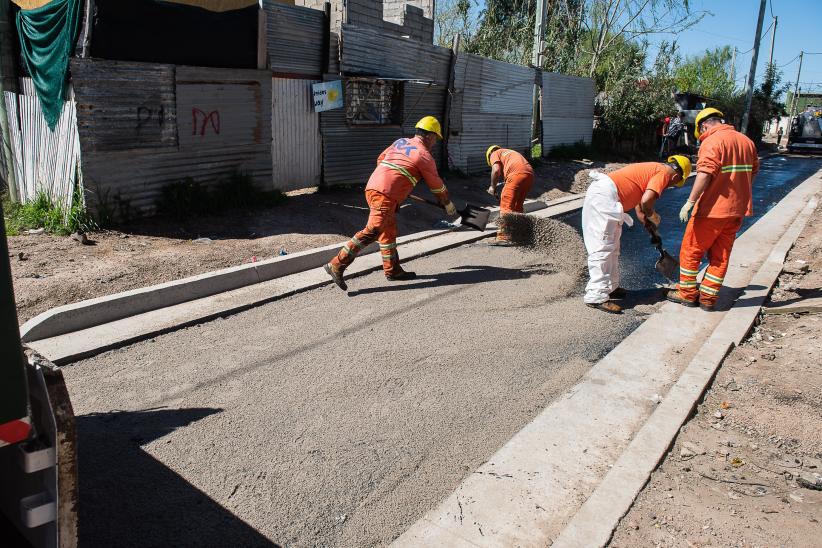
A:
[[610, 202, 822, 548], [8, 159, 624, 324]]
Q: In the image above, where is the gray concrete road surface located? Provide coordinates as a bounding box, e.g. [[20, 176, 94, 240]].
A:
[[63, 239, 649, 547]]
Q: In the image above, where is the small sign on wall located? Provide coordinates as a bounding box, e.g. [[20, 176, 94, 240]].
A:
[[312, 81, 344, 112]]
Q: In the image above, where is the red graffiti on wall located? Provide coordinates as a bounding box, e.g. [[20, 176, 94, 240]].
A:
[[192, 108, 221, 136]]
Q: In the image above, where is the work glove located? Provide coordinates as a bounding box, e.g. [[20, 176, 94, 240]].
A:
[[444, 201, 458, 216], [648, 211, 661, 227], [487, 185, 497, 197], [679, 200, 695, 223]]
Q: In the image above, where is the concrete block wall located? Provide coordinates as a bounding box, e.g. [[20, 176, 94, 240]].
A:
[[296, 0, 434, 44]]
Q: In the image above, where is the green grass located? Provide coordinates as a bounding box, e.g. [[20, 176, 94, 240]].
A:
[[3, 187, 96, 236]]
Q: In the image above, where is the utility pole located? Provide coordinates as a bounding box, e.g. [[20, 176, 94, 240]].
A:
[[530, 0, 549, 156], [768, 16, 777, 67], [791, 51, 804, 116], [741, 0, 767, 134], [730, 47, 737, 83]]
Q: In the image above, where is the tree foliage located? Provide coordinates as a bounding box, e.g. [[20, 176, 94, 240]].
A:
[[674, 46, 736, 99]]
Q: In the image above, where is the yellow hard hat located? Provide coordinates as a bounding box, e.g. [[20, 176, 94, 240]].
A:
[[694, 107, 724, 138], [667, 155, 692, 187], [486, 145, 501, 166], [415, 116, 443, 139]]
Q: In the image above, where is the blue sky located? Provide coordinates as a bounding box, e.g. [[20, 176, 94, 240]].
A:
[[645, 0, 822, 96]]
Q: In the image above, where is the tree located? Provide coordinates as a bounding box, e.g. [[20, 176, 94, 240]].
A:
[[596, 41, 679, 151], [434, 0, 476, 49], [674, 46, 736, 99], [462, 0, 536, 65], [581, 0, 704, 78], [745, 63, 789, 142]]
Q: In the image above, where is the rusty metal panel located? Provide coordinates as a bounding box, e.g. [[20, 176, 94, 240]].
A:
[[271, 77, 321, 190], [77, 66, 273, 216], [71, 59, 177, 152], [340, 24, 451, 85], [264, 1, 325, 76], [541, 72, 595, 153], [83, 143, 272, 216], [176, 67, 271, 150], [4, 79, 82, 215], [448, 54, 533, 174]]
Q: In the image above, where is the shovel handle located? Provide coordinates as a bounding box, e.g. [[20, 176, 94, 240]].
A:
[[407, 194, 443, 209]]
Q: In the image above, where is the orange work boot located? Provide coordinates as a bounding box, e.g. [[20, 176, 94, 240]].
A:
[[386, 269, 416, 281]]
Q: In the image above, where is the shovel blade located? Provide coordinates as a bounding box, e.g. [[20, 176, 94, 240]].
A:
[[459, 204, 490, 232], [655, 250, 679, 281]]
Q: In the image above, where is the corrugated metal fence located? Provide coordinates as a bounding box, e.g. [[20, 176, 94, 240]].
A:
[[264, 1, 326, 77], [73, 59, 272, 216], [271, 77, 321, 190], [541, 72, 595, 153], [448, 53, 534, 174], [3, 78, 81, 214]]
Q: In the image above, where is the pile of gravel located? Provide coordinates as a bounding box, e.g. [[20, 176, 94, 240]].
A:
[[499, 213, 587, 278]]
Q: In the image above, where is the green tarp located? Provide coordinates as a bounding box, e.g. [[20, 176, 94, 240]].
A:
[[16, 0, 81, 130]]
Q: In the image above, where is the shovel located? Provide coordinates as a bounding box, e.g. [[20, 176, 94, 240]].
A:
[[407, 195, 491, 232], [646, 223, 679, 281]]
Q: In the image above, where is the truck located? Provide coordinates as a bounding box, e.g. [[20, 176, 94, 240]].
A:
[[0, 200, 78, 548], [787, 106, 822, 153]]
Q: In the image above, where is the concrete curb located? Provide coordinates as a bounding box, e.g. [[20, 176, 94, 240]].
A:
[[20, 197, 569, 343], [26, 196, 584, 364], [551, 187, 820, 546]]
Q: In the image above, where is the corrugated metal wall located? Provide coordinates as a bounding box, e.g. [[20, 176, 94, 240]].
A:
[[73, 59, 272, 216], [71, 59, 177, 151], [321, 78, 447, 186], [264, 1, 325, 77], [3, 78, 81, 214], [271, 77, 321, 190], [339, 24, 451, 85], [541, 72, 595, 153], [448, 53, 534, 174]]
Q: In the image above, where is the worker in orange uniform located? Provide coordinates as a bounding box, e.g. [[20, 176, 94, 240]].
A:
[[324, 116, 457, 290], [667, 108, 758, 311], [485, 145, 535, 245], [583, 156, 691, 313]]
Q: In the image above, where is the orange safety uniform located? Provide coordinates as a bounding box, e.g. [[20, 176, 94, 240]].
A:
[[330, 136, 450, 276], [608, 162, 678, 210], [489, 148, 534, 240], [677, 124, 758, 306]]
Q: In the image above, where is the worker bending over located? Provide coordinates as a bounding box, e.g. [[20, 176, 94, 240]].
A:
[[324, 116, 457, 291], [583, 156, 691, 313], [485, 145, 535, 245], [667, 108, 758, 311]]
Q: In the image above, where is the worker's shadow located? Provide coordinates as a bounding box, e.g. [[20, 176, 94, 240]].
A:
[[77, 407, 280, 547], [347, 264, 537, 296], [612, 287, 670, 310]]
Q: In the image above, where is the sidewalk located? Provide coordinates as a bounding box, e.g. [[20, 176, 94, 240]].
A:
[[609, 202, 822, 547]]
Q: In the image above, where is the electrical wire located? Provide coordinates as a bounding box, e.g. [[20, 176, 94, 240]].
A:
[[778, 54, 800, 68]]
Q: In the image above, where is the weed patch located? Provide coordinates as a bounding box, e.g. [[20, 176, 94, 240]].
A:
[[157, 172, 286, 220]]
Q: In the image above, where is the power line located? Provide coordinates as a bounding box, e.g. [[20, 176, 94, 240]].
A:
[[778, 54, 800, 67], [769, 0, 775, 18]]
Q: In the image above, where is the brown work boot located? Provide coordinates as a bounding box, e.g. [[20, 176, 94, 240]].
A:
[[324, 263, 347, 291], [586, 301, 622, 314], [699, 301, 716, 312], [666, 289, 698, 307], [386, 269, 416, 281]]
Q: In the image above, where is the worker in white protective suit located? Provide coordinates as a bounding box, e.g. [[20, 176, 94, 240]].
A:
[[582, 157, 691, 313]]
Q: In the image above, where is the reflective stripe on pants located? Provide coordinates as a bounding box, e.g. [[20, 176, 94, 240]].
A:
[[677, 216, 742, 306], [330, 190, 402, 276]]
